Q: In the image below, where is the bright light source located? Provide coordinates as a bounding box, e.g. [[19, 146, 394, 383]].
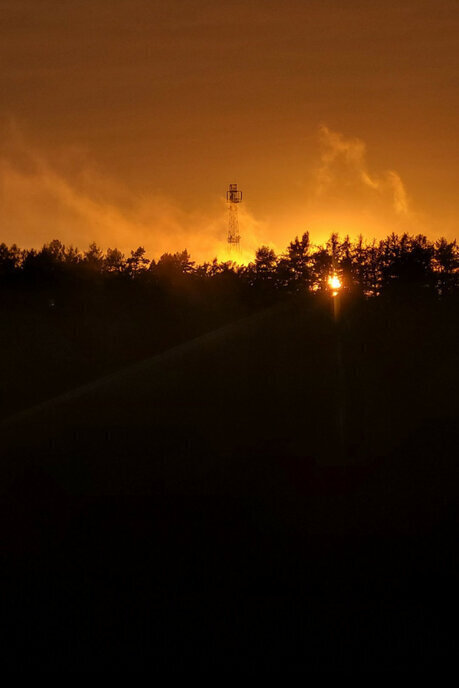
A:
[[328, 273, 342, 296]]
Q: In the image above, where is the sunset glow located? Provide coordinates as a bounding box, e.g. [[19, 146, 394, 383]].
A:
[[1, 2, 458, 257], [328, 273, 342, 296], [2, 3, 458, 673]]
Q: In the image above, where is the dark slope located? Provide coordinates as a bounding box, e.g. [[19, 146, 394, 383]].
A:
[[1, 297, 458, 671]]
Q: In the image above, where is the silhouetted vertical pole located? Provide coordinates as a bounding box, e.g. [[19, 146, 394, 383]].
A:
[[336, 296, 347, 464], [333, 290, 340, 321], [329, 274, 346, 465]]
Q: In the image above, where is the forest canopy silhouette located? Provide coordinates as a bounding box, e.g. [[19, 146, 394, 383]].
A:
[[2, 231, 457, 294], [1, 230, 457, 419], [2, 229, 459, 671]]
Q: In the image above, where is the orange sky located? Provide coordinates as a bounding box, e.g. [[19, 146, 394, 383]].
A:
[[1, 0, 458, 262]]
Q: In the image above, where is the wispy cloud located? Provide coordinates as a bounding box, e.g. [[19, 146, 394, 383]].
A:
[[317, 124, 410, 217]]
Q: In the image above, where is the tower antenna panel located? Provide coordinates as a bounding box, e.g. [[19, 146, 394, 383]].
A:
[[227, 183, 242, 251]]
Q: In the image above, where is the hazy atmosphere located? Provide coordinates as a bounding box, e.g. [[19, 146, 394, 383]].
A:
[[1, 0, 458, 260], [2, 1, 459, 672]]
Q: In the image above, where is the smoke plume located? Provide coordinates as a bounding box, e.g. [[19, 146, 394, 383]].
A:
[[317, 125, 410, 217], [0, 130, 264, 263]]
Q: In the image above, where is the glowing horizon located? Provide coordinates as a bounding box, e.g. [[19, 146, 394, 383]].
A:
[[1, 132, 455, 268], [1, 2, 458, 260]]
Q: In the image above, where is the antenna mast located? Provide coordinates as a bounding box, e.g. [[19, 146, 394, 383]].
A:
[[226, 183, 242, 253]]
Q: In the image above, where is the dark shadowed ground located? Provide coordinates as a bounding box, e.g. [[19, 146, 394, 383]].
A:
[[1, 296, 458, 671]]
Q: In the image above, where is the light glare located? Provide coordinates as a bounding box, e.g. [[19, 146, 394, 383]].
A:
[[328, 273, 342, 296]]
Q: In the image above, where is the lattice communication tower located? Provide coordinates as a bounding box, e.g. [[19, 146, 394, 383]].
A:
[[227, 183, 242, 252]]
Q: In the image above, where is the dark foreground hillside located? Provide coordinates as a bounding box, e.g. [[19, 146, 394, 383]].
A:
[[1, 294, 458, 671]]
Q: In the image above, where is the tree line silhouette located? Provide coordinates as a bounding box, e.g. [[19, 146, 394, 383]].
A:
[[1, 230, 457, 418], [1, 231, 458, 296], [2, 231, 458, 672]]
